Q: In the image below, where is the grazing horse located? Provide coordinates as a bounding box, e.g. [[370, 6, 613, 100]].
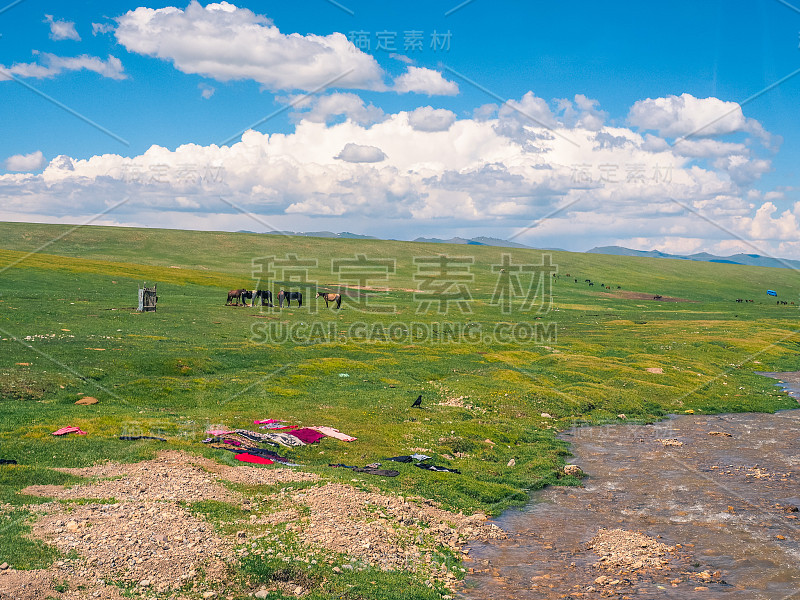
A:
[[252, 290, 273, 307], [226, 289, 251, 305], [278, 290, 302, 308], [317, 291, 342, 309]]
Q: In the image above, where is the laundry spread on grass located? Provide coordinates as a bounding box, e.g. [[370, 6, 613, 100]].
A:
[[415, 464, 461, 474], [205, 422, 356, 448], [387, 456, 411, 463], [260, 431, 307, 447], [0, 459, 17, 465], [203, 419, 457, 477], [308, 426, 357, 442], [43, 414, 454, 479], [387, 454, 433, 463], [234, 453, 274, 465], [198, 419, 357, 467], [328, 464, 399, 477], [289, 428, 327, 444], [205, 442, 301, 466], [356, 455, 457, 474], [52, 426, 87, 436]]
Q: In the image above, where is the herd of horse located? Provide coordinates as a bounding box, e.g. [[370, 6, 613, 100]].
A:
[[226, 289, 341, 309]]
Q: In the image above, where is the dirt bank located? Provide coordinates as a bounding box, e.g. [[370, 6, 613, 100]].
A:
[[1, 451, 504, 599]]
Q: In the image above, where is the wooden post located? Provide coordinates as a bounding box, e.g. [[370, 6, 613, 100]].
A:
[[138, 283, 158, 312]]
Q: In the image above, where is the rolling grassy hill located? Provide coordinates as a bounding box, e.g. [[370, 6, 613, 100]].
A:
[[0, 221, 798, 584]]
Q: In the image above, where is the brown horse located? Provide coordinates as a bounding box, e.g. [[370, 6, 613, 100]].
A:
[[226, 289, 252, 305], [317, 291, 342, 309]]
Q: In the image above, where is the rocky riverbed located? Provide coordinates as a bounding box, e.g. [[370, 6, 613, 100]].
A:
[[460, 407, 800, 599]]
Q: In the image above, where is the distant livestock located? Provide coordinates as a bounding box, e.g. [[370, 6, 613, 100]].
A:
[[278, 290, 303, 308], [317, 291, 342, 309], [226, 289, 253, 305], [253, 290, 273, 307]]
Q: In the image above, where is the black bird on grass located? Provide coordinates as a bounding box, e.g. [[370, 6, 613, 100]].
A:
[[411, 394, 422, 408]]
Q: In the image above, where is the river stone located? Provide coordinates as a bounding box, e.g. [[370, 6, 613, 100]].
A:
[[564, 465, 583, 477], [75, 396, 99, 405]]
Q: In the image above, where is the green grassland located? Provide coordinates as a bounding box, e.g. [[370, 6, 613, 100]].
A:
[[0, 222, 798, 595]]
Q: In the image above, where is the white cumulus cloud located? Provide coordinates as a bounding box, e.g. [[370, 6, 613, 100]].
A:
[[114, 2, 386, 92], [334, 143, 387, 163], [628, 93, 760, 139], [5, 151, 45, 172], [92, 22, 115, 36], [291, 93, 385, 126], [393, 66, 458, 96], [0, 91, 793, 257], [44, 15, 81, 41], [199, 83, 215, 99], [0, 52, 126, 81], [408, 106, 457, 132]]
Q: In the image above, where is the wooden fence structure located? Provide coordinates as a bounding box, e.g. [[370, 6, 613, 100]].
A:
[[138, 284, 158, 312]]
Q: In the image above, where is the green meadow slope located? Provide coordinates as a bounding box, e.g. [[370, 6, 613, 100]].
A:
[[0, 221, 798, 593], [1, 222, 798, 476]]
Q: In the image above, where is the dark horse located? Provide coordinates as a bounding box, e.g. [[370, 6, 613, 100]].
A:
[[252, 290, 273, 307], [278, 290, 302, 308], [317, 291, 342, 309], [226, 289, 253, 305]]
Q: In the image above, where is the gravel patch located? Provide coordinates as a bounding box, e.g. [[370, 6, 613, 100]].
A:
[[589, 528, 675, 571]]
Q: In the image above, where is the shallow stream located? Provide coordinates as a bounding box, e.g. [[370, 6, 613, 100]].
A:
[[461, 375, 800, 599]]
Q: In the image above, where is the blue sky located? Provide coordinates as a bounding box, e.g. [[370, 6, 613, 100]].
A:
[[2, 0, 800, 256]]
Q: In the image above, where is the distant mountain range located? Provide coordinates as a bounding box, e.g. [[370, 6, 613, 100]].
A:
[[243, 230, 537, 248], [412, 236, 534, 249], [587, 246, 800, 270], [240, 230, 379, 240], [237, 231, 799, 270]]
